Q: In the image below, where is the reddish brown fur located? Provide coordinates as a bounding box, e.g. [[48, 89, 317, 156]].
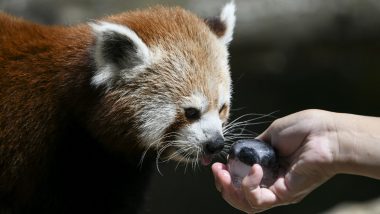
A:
[[0, 12, 144, 213], [0, 6, 231, 213], [0, 12, 94, 200]]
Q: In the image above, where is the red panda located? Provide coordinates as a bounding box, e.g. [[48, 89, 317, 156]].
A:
[[0, 2, 235, 214]]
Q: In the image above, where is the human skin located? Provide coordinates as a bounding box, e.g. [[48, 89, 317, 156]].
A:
[[212, 109, 380, 213]]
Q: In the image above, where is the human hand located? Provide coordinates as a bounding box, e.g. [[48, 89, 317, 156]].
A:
[[212, 109, 340, 213]]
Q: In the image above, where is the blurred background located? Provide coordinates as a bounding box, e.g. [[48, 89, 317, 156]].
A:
[[1, 0, 380, 213]]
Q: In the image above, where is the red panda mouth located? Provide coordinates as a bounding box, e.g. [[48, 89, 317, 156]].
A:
[[171, 149, 214, 166], [182, 153, 214, 166], [200, 155, 213, 166]]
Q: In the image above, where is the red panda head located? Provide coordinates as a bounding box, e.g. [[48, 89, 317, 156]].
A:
[[88, 2, 235, 166]]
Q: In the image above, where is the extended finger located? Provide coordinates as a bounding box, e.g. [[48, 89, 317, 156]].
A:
[[241, 165, 281, 209], [212, 163, 255, 212], [212, 162, 229, 192]]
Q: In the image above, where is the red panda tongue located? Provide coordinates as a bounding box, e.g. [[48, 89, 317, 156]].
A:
[[200, 155, 213, 166]]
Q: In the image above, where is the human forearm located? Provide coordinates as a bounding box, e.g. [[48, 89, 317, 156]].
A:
[[333, 112, 380, 179]]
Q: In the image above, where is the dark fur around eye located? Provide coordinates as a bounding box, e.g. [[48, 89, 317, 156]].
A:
[[184, 107, 201, 120]]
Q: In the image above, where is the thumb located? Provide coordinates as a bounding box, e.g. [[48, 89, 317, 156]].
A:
[[242, 164, 263, 190], [256, 127, 271, 142]]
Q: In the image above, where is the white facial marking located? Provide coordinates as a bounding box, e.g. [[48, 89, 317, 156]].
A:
[[218, 84, 231, 109], [181, 92, 208, 113], [176, 91, 224, 147], [220, 1, 236, 45], [90, 21, 152, 87], [199, 111, 224, 137], [180, 111, 223, 146], [139, 102, 177, 145]]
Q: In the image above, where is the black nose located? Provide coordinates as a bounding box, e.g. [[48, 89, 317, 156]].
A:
[[204, 136, 225, 155]]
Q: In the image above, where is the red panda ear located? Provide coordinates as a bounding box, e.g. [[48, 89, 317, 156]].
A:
[[90, 21, 151, 87], [205, 1, 236, 45]]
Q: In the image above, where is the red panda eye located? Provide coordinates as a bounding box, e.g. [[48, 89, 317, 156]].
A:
[[184, 108, 201, 120]]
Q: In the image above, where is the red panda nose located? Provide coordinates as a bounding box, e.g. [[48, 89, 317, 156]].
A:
[[204, 135, 225, 155]]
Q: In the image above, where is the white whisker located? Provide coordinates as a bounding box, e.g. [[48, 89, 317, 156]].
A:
[[220, 111, 279, 161]]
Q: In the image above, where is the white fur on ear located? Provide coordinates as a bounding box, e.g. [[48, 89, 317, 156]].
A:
[[89, 21, 151, 87], [220, 1, 236, 45]]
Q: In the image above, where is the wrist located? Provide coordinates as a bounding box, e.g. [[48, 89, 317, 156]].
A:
[[296, 110, 342, 178], [315, 110, 342, 178], [328, 112, 354, 175], [331, 112, 380, 179]]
